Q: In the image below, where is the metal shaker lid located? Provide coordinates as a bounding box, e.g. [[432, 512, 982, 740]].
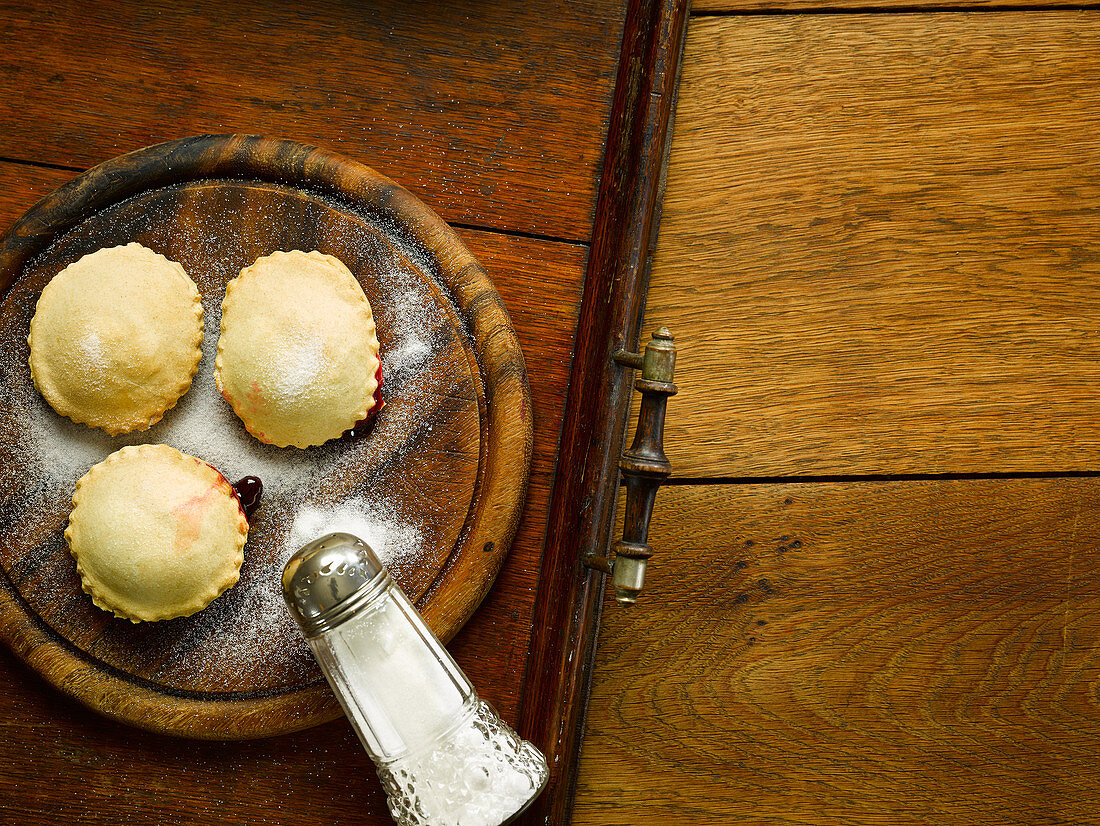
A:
[[282, 532, 391, 637]]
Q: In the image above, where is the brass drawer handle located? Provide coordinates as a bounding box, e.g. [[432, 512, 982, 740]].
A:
[[585, 327, 677, 604]]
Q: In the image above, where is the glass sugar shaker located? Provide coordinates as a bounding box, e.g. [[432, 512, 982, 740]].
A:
[[282, 532, 549, 826]]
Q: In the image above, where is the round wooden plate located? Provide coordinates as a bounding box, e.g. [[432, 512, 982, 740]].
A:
[[0, 135, 531, 739]]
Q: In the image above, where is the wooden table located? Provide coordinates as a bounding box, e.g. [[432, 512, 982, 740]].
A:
[[7, 1, 1097, 823], [574, 2, 1100, 824]]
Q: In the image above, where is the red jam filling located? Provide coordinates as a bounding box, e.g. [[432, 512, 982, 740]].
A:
[[230, 476, 264, 521], [342, 362, 386, 441]]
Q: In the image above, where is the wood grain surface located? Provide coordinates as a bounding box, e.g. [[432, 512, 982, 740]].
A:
[[0, 0, 626, 240], [574, 481, 1100, 825], [694, 0, 1073, 11], [0, 163, 63, 234], [644, 13, 1100, 479]]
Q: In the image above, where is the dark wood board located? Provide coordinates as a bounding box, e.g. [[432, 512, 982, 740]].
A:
[[0, 163, 64, 236], [0, 0, 627, 241], [575, 481, 1100, 825], [0, 136, 531, 739]]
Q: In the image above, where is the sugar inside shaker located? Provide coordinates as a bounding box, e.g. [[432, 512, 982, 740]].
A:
[[282, 532, 549, 826]]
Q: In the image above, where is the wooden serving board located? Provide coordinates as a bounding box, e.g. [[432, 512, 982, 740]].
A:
[[0, 135, 531, 739]]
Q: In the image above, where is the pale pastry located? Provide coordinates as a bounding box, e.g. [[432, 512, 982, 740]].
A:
[[65, 444, 248, 623], [28, 243, 204, 436], [215, 250, 382, 448]]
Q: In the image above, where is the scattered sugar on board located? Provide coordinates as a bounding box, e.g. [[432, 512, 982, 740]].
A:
[[0, 203, 455, 687], [174, 492, 424, 687], [285, 499, 422, 568]]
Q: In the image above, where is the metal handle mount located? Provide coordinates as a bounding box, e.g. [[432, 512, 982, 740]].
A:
[[585, 327, 677, 605]]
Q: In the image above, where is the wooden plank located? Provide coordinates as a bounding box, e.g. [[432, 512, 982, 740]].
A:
[[574, 480, 1100, 825], [644, 14, 1100, 478], [0, 0, 626, 240], [0, 159, 586, 820], [0, 163, 63, 234], [695, 0, 1075, 11]]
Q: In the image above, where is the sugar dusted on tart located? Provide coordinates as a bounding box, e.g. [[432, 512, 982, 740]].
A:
[[27, 243, 204, 436], [215, 250, 382, 448], [65, 444, 249, 623]]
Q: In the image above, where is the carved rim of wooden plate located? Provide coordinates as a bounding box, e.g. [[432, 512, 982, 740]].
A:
[[0, 135, 533, 739]]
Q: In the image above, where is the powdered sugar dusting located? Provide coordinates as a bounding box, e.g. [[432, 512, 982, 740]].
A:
[[271, 334, 329, 400], [286, 500, 421, 568], [76, 329, 104, 365], [383, 332, 432, 377], [0, 180, 483, 694]]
